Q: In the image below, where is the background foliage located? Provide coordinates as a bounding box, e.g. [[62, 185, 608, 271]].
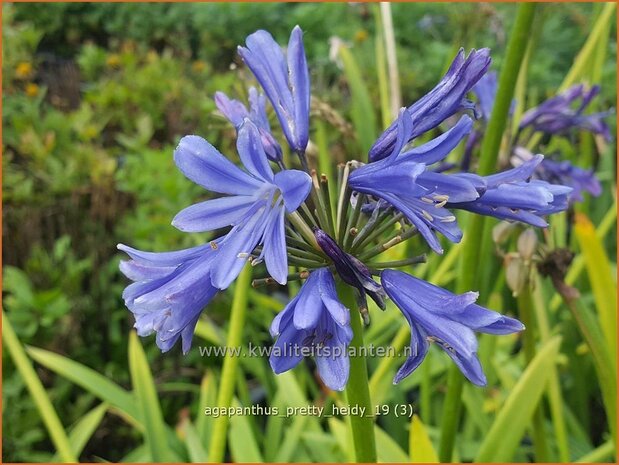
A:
[[2, 2, 616, 462]]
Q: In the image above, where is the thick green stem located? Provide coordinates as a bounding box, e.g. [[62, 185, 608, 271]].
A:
[[439, 4, 537, 462], [338, 283, 377, 463], [438, 366, 465, 462], [208, 264, 252, 462], [517, 286, 550, 461]]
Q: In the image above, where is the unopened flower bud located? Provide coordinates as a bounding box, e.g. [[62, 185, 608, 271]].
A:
[[505, 256, 527, 297], [517, 229, 538, 262], [492, 221, 516, 245]]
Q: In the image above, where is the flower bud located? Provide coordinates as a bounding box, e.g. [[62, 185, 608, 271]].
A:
[[505, 256, 527, 297], [492, 221, 515, 245], [517, 229, 538, 262]]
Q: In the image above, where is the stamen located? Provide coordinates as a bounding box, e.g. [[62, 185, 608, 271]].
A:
[[439, 215, 457, 223], [422, 210, 434, 222]]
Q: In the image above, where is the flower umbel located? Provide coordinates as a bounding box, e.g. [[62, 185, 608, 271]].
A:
[[119, 26, 574, 391]]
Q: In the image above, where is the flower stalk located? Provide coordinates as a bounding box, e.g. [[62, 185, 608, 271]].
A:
[[338, 282, 377, 463], [439, 3, 537, 461], [208, 264, 252, 462]]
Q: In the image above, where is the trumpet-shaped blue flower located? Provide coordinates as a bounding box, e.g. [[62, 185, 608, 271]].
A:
[[172, 121, 311, 288], [239, 26, 310, 153], [519, 84, 612, 141], [512, 147, 601, 203], [381, 269, 524, 385], [538, 158, 601, 203], [350, 112, 480, 253], [369, 48, 491, 162], [269, 268, 353, 391], [118, 242, 220, 354], [448, 154, 572, 227], [215, 87, 282, 162]]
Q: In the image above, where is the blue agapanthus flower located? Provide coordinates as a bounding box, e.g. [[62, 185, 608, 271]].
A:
[[172, 123, 311, 288], [215, 87, 283, 162], [238, 26, 310, 154], [119, 26, 574, 389], [118, 242, 220, 353], [381, 270, 524, 385], [369, 48, 491, 162], [448, 154, 572, 227], [512, 147, 602, 203], [350, 112, 479, 253], [519, 84, 612, 141], [269, 268, 352, 391]]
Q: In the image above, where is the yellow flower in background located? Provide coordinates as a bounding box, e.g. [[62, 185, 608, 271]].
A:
[[192, 60, 207, 72], [354, 29, 369, 43], [106, 54, 121, 68], [15, 61, 33, 79], [25, 83, 39, 97]]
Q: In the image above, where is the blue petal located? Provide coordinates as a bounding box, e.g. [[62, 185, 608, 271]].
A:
[[348, 160, 427, 199], [181, 315, 202, 355], [174, 135, 263, 195], [416, 171, 480, 203], [454, 304, 525, 335], [237, 120, 275, 182], [442, 348, 487, 386], [274, 169, 312, 212], [172, 195, 256, 232], [242, 30, 293, 110], [399, 115, 473, 165], [248, 87, 270, 129], [483, 154, 543, 187], [210, 204, 270, 289], [117, 242, 215, 266], [315, 347, 349, 391], [262, 207, 288, 285], [386, 108, 414, 161], [119, 260, 177, 281], [269, 312, 305, 374], [287, 25, 310, 151], [270, 298, 297, 337], [293, 271, 323, 329], [317, 268, 350, 327], [393, 321, 429, 384], [214, 91, 248, 128]]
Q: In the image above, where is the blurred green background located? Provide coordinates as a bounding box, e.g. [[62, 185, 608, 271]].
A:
[[2, 2, 616, 462]]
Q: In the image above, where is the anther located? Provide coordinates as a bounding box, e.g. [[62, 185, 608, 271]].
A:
[[439, 215, 457, 223], [422, 210, 434, 222], [210, 241, 219, 250]]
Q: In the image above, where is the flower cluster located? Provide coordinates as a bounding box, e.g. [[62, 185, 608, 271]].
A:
[[119, 26, 574, 390], [466, 72, 610, 204]]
